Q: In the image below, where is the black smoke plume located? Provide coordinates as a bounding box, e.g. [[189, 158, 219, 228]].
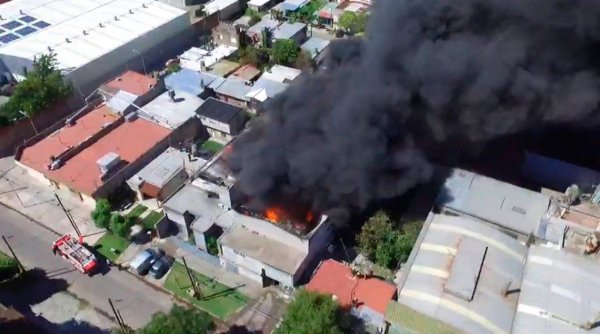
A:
[[228, 0, 600, 217]]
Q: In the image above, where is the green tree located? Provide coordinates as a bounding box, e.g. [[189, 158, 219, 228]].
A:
[[0, 53, 72, 125], [357, 211, 416, 270], [272, 39, 300, 66], [0, 255, 19, 281], [275, 290, 346, 334], [206, 236, 219, 256], [249, 14, 262, 26], [355, 13, 368, 33], [338, 11, 357, 33], [91, 199, 111, 229], [294, 50, 314, 71], [109, 213, 129, 238], [137, 305, 213, 334]]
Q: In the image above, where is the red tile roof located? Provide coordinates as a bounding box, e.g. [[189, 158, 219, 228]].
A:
[[231, 64, 261, 81], [104, 71, 158, 96], [306, 259, 396, 315], [20, 104, 171, 195]]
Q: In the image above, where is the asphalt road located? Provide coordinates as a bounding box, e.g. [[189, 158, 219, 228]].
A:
[[0, 205, 174, 330]]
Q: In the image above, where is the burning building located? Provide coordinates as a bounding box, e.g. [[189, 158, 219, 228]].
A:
[[162, 155, 334, 289]]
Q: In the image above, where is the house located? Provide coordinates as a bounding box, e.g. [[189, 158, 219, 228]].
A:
[[163, 161, 234, 241], [162, 154, 334, 289], [438, 168, 551, 238], [218, 211, 334, 289], [246, 17, 280, 45], [247, 0, 274, 12], [204, 0, 244, 20], [230, 64, 262, 81], [0, 0, 191, 95], [245, 77, 288, 113], [261, 64, 302, 83], [16, 103, 172, 206], [272, 22, 308, 44], [387, 213, 528, 334], [140, 90, 204, 130], [178, 45, 238, 72], [196, 97, 247, 142], [213, 77, 253, 108], [127, 148, 189, 202], [316, 2, 342, 28], [245, 65, 302, 113], [212, 22, 242, 48], [164, 68, 224, 98], [99, 71, 164, 114], [301, 37, 330, 66], [306, 259, 397, 329], [280, 0, 310, 16]]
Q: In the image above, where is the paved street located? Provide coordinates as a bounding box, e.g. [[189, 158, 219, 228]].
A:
[[0, 205, 175, 331]]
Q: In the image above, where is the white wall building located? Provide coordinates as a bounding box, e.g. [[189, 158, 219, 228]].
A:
[[0, 0, 191, 95]]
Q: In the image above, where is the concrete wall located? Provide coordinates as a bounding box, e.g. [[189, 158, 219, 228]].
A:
[[0, 96, 84, 157], [158, 169, 189, 201], [220, 243, 295, 287], [240, 217, 307, 252], [69, 12, 193, 96], [199, 115, 232, 134]]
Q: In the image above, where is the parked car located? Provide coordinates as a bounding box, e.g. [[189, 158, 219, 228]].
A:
[[150, 255, 174, 279], [130, 248, 164, 275]]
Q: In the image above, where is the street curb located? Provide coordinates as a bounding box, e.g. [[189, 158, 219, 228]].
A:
[[0, 201, 61, 237]]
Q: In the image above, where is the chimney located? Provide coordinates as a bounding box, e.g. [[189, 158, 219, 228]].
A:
[[168, 90, 176, 102]]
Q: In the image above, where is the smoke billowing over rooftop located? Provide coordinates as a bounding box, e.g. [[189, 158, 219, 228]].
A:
[[228, 0, 600, 218]]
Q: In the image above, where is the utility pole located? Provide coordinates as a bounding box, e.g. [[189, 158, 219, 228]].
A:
[[182, 257, 201, 298], [2, 235, 24, 273], [108, 298, 131, 334], [55, 194, 82, 240]]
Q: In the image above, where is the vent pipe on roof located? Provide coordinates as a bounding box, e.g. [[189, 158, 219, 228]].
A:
[[114, 16, 119, 21], [99, 22, 104, 28], [47, 46, 53, 52], [0, 15, 3, 20], [129, 9, 134, 14], [19, 10, 24, 15], [83, 30, 88, 35], [65, 38, 71, 43]]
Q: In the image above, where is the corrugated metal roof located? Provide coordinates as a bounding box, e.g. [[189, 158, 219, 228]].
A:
[[439, 169, 551, 236], [272, 22, 306, 40], [397, 214, 527, 334], [385, 301, 463, 334], [513, 245, 600, 334], [0, 0, 187, 71]]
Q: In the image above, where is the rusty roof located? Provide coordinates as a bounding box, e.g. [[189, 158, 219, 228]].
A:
[[104, 71, 158, 96], [19, 104, 170, 195], [306, 259, 396, 315]]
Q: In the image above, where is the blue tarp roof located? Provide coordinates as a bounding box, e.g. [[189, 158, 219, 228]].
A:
[[164, 69, 221, 96]]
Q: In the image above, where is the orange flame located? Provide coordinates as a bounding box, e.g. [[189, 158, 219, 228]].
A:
[[306, 211, 314, 222], [265, 208, 283, 223]]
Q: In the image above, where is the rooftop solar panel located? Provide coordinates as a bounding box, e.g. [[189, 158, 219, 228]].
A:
[[19, 16, 36, 23], [0, 33, 20, 44], [33, 21, 50, 29], [16, 26, 36, 36], [2, 21, 23, 30]]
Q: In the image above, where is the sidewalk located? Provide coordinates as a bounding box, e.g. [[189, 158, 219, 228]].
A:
[[0, 157, 105, 244]]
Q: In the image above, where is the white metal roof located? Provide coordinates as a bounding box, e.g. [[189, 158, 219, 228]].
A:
[[0, 0, 187, 72], [398, 213, 527, 334], [204, 0, 239, 15], [260, 65, 301, 83], [513, 245, 600, 334], [440, 168, 551, 236], [248, 0, 270, 6]]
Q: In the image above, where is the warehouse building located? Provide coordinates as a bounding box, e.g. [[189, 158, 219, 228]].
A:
[[0, 0, 191, 95]]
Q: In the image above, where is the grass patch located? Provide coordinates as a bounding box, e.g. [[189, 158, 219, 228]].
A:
[[141, 211, 163, 230], [201, 140, 224, 154], [127, 204, 147, 220], [94, 233, 130, 262], [164, 262, 248, 320]]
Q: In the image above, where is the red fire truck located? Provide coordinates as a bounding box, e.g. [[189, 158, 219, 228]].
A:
[[51, 235, 98, 275]]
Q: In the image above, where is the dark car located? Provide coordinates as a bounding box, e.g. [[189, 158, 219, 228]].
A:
[[149, 255, 173, 279]]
